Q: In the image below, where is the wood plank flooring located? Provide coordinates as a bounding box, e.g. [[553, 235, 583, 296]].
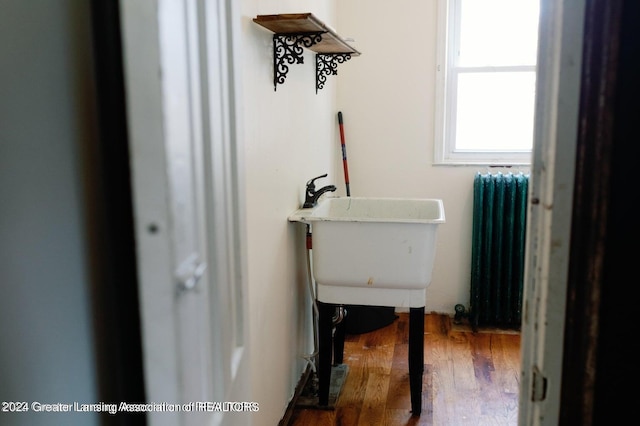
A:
[[288, 312, 521, 426]]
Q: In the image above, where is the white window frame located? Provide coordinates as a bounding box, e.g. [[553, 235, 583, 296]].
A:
[[434, 0, 538, 166]]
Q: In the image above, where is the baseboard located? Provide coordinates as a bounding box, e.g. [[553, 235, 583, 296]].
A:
[[294, 364, 348, 409], [278, 363, 313, 426]]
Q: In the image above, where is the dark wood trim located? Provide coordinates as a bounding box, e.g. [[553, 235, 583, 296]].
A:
[[561, 0, 639, 423], [89, 2, 146, 424]]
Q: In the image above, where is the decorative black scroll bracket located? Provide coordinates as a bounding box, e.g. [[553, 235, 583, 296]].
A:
[[273, 32, 324, 91], [316, 53, 352, 93]]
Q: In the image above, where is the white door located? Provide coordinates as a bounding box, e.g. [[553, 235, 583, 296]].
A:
[[120, 1, 250, 425], [518, 0, 585, 424]]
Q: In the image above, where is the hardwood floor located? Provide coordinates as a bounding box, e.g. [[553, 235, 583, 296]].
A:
[[288, 312, 521, 426]]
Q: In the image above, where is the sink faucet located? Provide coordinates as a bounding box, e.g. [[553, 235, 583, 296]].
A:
[[303, 174, 337, 208]]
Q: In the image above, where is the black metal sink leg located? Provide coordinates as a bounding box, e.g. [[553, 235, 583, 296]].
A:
[[409, 306, 425, 415], [317, 301, 334, 406]]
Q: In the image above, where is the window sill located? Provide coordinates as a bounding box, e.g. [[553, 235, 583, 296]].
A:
[[433, 160, 532, 167]]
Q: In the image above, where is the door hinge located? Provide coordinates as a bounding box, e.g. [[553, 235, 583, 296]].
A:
[[531, 366, 547, 402]]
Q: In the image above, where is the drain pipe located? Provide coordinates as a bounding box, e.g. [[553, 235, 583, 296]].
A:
[[333, 306, 346, 326]]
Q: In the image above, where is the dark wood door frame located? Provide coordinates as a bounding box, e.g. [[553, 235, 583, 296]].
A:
[[90, 2, 146, 425], [561, 0, 640, 423]]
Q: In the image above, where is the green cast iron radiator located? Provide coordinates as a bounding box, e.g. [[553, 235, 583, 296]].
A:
[[470, 172, 529, 329]]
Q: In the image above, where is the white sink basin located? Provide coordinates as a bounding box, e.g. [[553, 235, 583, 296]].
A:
[[288, 197, 445, 307]]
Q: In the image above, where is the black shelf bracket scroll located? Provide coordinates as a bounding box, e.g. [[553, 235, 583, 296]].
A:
[[254, 14, 360, 92], [316, 53, 352, 93], [273, 32, 324, 91]]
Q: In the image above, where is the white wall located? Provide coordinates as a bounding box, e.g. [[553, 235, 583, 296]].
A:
[[240, 1, 339, 424], [337, 0, 530, 312], [0, 1, 99, 425]]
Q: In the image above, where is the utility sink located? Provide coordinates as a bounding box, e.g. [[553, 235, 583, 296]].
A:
[[288, 196, 445, 308], [289, 196, 445, 413]]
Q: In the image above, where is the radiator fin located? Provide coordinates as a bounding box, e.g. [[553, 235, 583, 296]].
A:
[[470, 172, 528, 329]]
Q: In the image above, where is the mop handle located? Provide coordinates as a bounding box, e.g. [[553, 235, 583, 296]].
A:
[[338, 111, 351, 197]]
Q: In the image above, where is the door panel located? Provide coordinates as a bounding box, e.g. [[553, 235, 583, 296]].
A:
[[120, 1, 249, 425]]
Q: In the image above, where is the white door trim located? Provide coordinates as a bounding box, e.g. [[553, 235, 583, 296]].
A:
[[120, 1, 250, 425], [518, 0, 586, 424]]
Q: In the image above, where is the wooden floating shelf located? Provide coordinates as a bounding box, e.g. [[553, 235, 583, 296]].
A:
[[253, 13, 361, 92], [253, 13, 361, 56]]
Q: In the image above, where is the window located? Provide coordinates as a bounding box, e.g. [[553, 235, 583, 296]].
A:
[[434, 0, 540, 165]]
